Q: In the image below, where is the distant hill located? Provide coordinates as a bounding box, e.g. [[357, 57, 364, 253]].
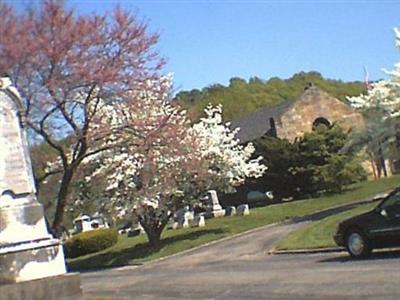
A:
[[174, 71, 367, 121]]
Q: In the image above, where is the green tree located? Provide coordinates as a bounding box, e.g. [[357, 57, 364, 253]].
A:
[[254, 125, 367, 200], [294, 125, 366, 196], [253, 137, 299, 200]]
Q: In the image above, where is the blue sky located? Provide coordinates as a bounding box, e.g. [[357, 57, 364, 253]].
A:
[[7, 0, 400, 92]]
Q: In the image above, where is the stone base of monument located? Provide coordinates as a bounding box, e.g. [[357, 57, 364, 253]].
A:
[[0, 238, 67, 283], [0, 273, 82, 300], [0, 201, 69, 284], [0, 202, 82, 299], [0, 239, 83, 299]]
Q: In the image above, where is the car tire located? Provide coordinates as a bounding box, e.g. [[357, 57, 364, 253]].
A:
[[345, 229, 371, 258]]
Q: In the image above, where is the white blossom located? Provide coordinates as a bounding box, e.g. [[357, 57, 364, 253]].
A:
[[76, 77, 266, 222], [191, 104, 267, 192], [348, 27, 400, 119]]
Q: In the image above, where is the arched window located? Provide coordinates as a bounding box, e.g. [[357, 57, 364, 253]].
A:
[[312, 117, 331, 130]]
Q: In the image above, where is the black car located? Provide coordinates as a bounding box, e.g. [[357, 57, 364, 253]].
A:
[[334, 187, 400, 258]]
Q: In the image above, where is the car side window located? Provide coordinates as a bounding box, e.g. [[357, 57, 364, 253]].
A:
[[381, 191, 400, 210]]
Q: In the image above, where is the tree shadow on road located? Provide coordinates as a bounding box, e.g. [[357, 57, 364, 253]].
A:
[[317, 249, 400, 263], [67, 228, 226, 272]]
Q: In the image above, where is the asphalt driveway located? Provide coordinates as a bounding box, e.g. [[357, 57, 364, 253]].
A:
[[81, 221, 400, 300]]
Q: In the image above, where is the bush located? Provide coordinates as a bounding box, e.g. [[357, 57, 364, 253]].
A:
[[63, 228, 118, 258], [253, 125, 367, 200]]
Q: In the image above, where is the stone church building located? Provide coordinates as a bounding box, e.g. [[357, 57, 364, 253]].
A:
[[220, 85, 371, 207], [232, 84, 365, 143]]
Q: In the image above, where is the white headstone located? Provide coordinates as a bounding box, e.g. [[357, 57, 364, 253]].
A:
[[205, 190, 225, 218], [225, 206, 236, 216], [191, 215, 205, 227], [173, 210, 194, 229], [0, 78, 67, 284], [237, 204, 250, 216]]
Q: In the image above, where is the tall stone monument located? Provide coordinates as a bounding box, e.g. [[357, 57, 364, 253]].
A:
[[0, 77, 81, 299], [204, 190, 225, 218]]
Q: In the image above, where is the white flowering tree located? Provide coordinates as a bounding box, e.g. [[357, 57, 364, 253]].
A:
[[347, 27, 400, 177], [348, 80, 400, 119], [348, 27, 400, 118], [87, 88, 266, 247], [191, 104, 267, 192]]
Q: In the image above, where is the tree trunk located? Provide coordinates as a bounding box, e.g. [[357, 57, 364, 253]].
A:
[[146, 227, 163, 249], [367, 152, 378, 180], [378, 143, 388, 177], [139, 212, 171, 249], [395, 124, 400, 155], [52, 168, 75, 237], [395, 127, 400, 174], [370, 159, 378, 180], [140, 221, 163, 249]]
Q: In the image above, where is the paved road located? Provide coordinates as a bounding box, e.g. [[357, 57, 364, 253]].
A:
[[81, 221, 400, 300]]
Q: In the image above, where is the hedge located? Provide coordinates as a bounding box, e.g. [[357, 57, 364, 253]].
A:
[[63, 228, 118, 258]]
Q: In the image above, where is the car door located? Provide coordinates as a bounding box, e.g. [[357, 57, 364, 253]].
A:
[[370, 190, 400, 247]]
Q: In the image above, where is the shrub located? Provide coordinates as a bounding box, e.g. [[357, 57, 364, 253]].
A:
[[253, 125, 367, 200], [63, 228, 118, 258]]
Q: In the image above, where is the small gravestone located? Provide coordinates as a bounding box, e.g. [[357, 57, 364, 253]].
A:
[[183, 211, 194, 228], [172, 207, 194, 229], [191, 215, 205, 227], [237, 204, 250, 216], [0, 77, 81, 299], [204, 190, 225, 218], [127, 228, 141, 238], [225, 206, 236, 216], [172, 221, 180, 230]]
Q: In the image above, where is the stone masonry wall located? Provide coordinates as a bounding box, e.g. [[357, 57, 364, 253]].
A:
[[275, 86, 365, 141]]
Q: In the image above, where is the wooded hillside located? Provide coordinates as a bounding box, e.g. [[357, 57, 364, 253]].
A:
[[175, 71, 367, 120]]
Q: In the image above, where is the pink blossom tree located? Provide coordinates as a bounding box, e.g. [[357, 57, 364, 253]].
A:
[[0, 0, 165, 236]]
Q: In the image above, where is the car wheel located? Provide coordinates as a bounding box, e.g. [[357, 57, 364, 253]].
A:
[[345, 229, 371, 258]]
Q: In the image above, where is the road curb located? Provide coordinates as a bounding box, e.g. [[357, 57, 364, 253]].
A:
[[268, 246, 345, 255]]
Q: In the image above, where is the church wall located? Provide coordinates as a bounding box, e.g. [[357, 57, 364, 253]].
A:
[[275, 87, 365, 141]]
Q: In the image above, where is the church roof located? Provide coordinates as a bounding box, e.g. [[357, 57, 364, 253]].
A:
[[231, 100, 293, 143], [230, 86, 344, 143]]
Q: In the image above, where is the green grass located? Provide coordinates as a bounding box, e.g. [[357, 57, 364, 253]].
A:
[[274, 202, 378, 251], [67, 175, 399, 271]]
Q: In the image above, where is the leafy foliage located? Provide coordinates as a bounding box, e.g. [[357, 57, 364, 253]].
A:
[[254, 125, 367, 200], [63, 228, 118, 259], [175, 71, 366, 121]]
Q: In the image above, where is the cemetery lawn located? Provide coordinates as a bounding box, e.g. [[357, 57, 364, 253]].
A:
[[67, 175, 399, 271], [274, 202, 377, 251]]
